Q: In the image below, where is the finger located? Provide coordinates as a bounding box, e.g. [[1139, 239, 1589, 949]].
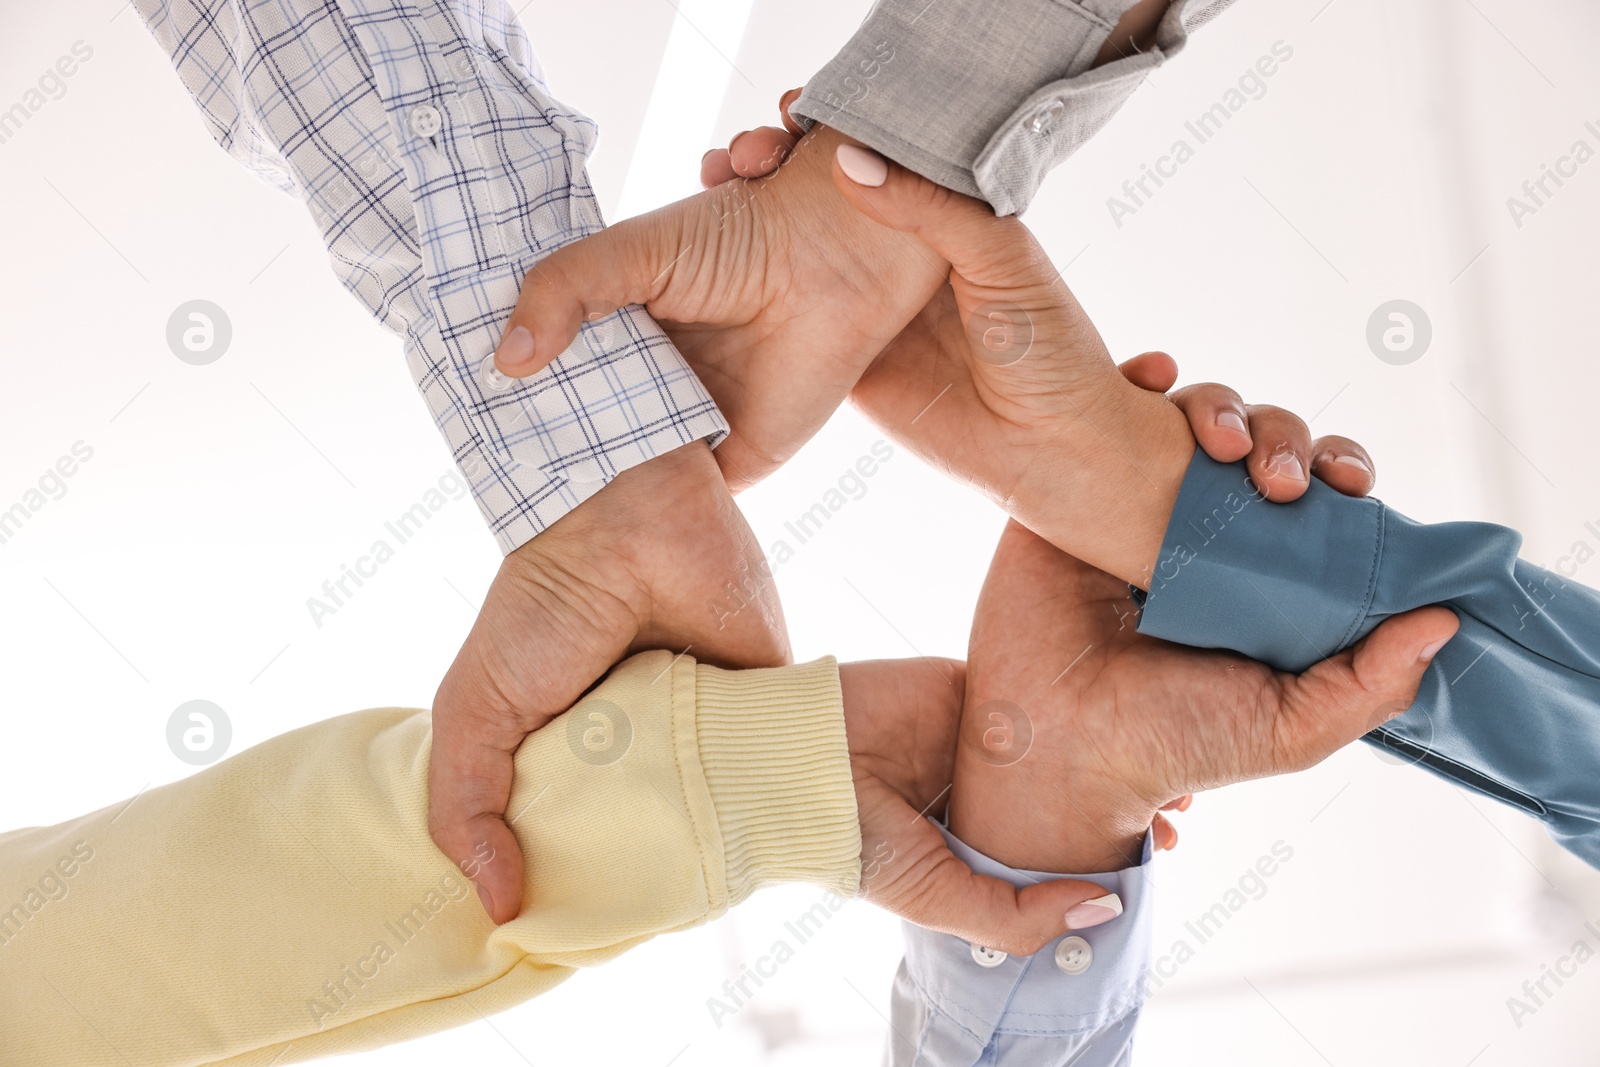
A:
[[830, 143, 1051, 293], [1310, 434, 1377, 498], [700, 147, 737, 188], [1117, 350, 1178, 394], [1170, 382, 1251, 463], [778, 87, 805, 136], [1281, 606, 1460, 769], [728, 126, 797, 178], [1242, 404, 1313, 503], [1152, 812, 1178, 851], [493, 214, 682, 378], [1160, 794, 1192, 812], [427, 712, 532, 925], [905, 852, 1125, 957]]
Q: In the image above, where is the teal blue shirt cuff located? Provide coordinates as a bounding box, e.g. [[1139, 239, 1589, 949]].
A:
[[1138, 453, 1600, 867]]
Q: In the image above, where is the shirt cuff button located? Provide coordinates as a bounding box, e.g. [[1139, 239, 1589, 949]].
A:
[[1054, 935, 1093, 975], [480, 354, 513, 393], [409, 104, 443, 139], [969, 943, 1008, 968]]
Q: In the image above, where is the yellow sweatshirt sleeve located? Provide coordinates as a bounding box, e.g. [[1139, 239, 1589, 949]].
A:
[[0, 652, 859, 1067]]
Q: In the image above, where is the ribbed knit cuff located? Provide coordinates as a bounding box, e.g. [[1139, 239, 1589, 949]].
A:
[[692, 657, 862, 904]]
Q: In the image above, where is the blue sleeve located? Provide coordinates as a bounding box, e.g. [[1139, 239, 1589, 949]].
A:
[[884, 825, 1153, 1066], [1137, 453, 1600, 865]]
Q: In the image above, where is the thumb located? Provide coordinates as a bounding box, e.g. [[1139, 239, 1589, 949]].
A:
[[1282, 606, 1460, 767], [493, 213, 685, 379], [1346, 606, 1460, 728], [906, 857, 1125, 958], [863, 804, 1125, 957], [830, 143, 1052, 293]]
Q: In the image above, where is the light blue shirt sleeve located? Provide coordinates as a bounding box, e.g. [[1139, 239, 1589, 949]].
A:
[[1137, 452, 1600, 866], [885, 825, 1155, 1066]]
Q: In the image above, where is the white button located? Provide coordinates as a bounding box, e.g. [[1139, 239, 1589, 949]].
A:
[[969, 944, 1008, 968], [409, 104, 443, 139], [480, 354, 513, 393], [1054, 936, 1093, 975], [1029, 100, 1066, 135]]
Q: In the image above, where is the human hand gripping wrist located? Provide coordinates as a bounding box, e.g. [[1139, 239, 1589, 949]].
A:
[[429, 441, 789, 924], [839, 658, 1129, 954], [950, 520, 1459, 882], [488, 120, 949, 494], [707, 97, 1381, 580]]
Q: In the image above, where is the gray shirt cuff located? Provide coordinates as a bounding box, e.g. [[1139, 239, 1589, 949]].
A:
[[793, 0, 1233, 215]]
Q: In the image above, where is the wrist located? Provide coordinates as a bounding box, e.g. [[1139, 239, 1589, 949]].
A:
[[1010, 377, 1194, 590], [948, 763, 1151, 873]]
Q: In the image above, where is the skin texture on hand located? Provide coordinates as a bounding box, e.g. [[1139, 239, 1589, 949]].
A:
[[492, 124, 950, 493], [705, 96, 1380, 507], [952, 521, 1459, 875], [840, 659, 1121, 954], [429, 441, 789, 924]]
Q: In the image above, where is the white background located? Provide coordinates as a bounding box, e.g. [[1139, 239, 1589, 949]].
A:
[[4, 0, 1600, 1064]]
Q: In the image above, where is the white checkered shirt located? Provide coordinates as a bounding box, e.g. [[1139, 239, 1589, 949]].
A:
[[135, 0, 728, 554]]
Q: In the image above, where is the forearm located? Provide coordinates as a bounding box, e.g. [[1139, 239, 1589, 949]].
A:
[[1014, 376, 1196, 591], [0, 653, 857, 1066], [794, 0, 1215, 215], [1140, 454, 1600, 865]]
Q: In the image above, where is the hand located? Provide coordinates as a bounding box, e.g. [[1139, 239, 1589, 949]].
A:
[[490, 122, 949, 492], [951, 521, 1459, 887], [430, 442, 789, 924], [839, 658, 1126, 950], [706, 98, 1377, 517]]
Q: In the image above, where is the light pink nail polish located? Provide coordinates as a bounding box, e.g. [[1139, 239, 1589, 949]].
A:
[[1215, 410, 1247, 433], [836, 144, 888, 187], [496, 325, 535, 369], [1065, 893, 1123, 930]]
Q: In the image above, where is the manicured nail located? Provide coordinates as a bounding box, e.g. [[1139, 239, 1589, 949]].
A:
[[1330, 453, 1374, 478], [1420, 637, 1451, 663], [1065, 893, 1123, 930], [836, 143, 888, 187], [1265, 449, 1306, 482], [1215, 409, 1247, 434], [701, 148, 717, 164], [728, 131, 749, 156], [475, 880, 495, 918], [496, 325, 535, 369]]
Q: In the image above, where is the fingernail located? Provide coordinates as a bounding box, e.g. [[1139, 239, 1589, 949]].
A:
[[701, 148, 717, 164], [728, 131, 749, 156], [1215, 410, 1247, 434], [496, 325, 535, 369], [1331, 453, 1374, 478], [1265, 449, 1306, 482], [836, 143, 888, 187], [1065, 893, 1123, 930], [475, 881, 495, 917], [1420, 637, 1451, 663]]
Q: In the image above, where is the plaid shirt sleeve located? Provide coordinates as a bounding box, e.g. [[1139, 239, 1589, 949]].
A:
[[134, 0, 729, 554]]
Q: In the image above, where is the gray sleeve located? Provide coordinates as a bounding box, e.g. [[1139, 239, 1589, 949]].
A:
[[1137, 453, 1600, 868], [791, 0, 1238, 215]]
